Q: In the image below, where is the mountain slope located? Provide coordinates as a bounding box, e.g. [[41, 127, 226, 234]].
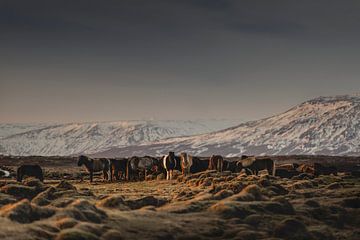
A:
[[95, 95, 360, 157], [0, 120, 240, 156]]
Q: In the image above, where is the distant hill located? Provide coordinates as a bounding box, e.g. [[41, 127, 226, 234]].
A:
[[0, 119, 241, 156], [94, 94, 360, 157]]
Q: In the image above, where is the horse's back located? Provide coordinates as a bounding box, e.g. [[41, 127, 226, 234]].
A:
[[93, 159, 109, 172], [241, 156, 256, 168]]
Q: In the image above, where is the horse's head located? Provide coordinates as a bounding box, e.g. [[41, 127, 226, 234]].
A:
[[77, 155, 87, 166]]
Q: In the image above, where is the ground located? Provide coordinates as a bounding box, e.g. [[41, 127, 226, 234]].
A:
[[0, 156, 359, 240]]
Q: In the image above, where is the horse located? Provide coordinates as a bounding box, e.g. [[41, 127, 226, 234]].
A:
[[223, 160, 239, 172], [180, 154, 209, 175], [238, 156, 276, 176], [297, 163, 337, 177], [277, 163, 300, 171], [163, 152, 178, 180], [0, 167, 10, 178], [208, 155, 224, 172], [17, 164, 44, 182], [77, 155, 111, 182], [275, 163, 301, 178], [180, 152, 193, 175], [126, 156, 159, 181], [110, 158, 128, 181]]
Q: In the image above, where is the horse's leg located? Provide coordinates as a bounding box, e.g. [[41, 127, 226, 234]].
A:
[[115, 170, 119, 181], [109, 167, 114, 182], [103, 170, 106, 181], [166, 171, 169, 180], [39, 173, 44, 182], [90, 171, 93, 182]]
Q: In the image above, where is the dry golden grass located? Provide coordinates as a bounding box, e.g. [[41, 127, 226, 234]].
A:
[[0, 166, 359, 239]]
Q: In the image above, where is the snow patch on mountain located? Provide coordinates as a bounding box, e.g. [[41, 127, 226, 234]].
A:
[[94, 95, 360, 157], [0, 119, 241, 156]]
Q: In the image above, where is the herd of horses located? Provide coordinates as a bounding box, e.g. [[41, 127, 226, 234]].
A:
[[77, 153, 230, 182], [76, 152, 335, 183], [10, 152, 339, 183]]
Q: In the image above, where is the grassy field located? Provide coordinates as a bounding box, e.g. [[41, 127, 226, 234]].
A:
[[0, 156, 359, 239]]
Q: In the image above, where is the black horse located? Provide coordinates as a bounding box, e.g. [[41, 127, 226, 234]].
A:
[[77, 155, 111, 182], [17, 164, 44, 182]]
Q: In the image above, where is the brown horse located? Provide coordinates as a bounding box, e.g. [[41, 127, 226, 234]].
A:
[[208, 155, 224, 172], [110, 158, 128, 181], [77, 155, 110, 182], [238, 156, 275, 176]]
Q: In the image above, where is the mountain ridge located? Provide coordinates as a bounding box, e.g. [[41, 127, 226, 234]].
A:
[[0, 119, 241, 156], [93, 94, 360, 157]]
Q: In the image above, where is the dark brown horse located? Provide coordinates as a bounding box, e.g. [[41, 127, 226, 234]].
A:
[[110, 158, 128, 181], [223, 160, 239, 172], [17, 164, 44, 182], [238, 156, 275, 176], [208, 155, 224, 172], [77, 155, 110, 182]]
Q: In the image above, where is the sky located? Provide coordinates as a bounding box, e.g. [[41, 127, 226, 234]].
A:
[[1, 0, 360, 123]]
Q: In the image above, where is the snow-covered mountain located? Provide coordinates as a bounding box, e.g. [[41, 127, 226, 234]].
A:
[[94, 94, 360, 157], [0, 120, 241, 156]]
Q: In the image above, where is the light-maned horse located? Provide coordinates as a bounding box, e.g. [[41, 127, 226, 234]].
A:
[[208, 155, 224, 172], [163, 152, 177, 180], [180, 152, 193, 175], [77, 155, 111, 182]]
